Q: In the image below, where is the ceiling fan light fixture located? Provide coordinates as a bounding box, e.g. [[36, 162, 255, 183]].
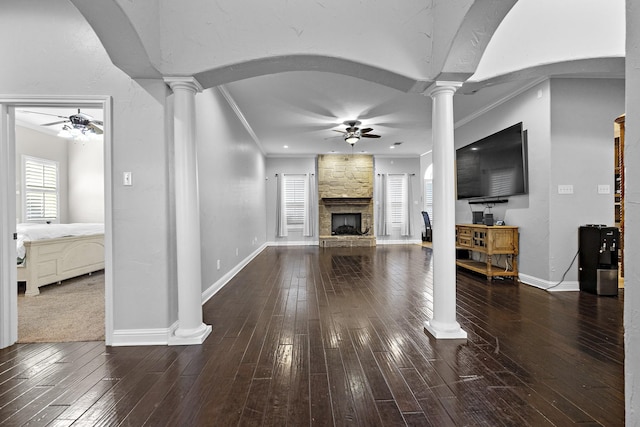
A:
[[345, 133, 359, 145], [57, 125, 73, 139]]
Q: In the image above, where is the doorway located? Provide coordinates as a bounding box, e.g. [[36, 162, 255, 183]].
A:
[[0, 96, 113, 348]]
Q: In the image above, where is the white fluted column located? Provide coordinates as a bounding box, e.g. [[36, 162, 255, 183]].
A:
[[424, 81, 467, 340], [164, 76, 211, 345]]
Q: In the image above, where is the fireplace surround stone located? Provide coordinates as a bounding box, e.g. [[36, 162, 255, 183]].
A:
[[317, 154, 375, 247]]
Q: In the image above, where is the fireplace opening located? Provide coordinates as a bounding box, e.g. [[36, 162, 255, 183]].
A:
[[332, 213, 363, 235]]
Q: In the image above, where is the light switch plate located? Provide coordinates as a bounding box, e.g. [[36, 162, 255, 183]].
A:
[[597, 184, 610, 194], [123, 172, 132, 186]]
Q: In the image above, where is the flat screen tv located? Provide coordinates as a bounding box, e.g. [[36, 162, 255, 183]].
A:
[[456, 122, 528, 200]]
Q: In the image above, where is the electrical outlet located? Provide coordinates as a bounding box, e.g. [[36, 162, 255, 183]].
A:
[[558, 184, 573, 194]]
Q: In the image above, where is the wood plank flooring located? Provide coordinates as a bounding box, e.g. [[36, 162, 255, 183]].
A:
[[0, 245, 624, 426]]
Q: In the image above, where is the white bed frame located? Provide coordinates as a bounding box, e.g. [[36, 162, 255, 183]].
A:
[[17, 234, 105, 296]]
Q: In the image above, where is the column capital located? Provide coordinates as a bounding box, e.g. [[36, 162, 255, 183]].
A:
[[425, 81, 463, 98], [163, 76, 204, 93]]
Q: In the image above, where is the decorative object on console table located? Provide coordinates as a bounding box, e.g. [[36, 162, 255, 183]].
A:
[[455, 224, 519, 281]]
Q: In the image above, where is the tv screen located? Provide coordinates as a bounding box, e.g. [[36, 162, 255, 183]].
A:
[[456, 122, 528, 200]]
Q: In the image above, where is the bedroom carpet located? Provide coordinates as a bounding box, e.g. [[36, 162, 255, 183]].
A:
[[18, 270, 104, 343]]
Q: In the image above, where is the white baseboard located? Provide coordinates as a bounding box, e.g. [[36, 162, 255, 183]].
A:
[[111, 321, 178, 346], [267, 240, 319, 246], [518, 273, 579, 292], [376, 239, 422, 245], [202, 243, 268, 304]]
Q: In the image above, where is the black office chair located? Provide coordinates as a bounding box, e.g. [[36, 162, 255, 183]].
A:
[[421, 211, 432, 242]]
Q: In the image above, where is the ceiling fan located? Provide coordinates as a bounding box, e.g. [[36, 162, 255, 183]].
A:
[[20, 108, 103, 136], [333, 120, 381, 145]]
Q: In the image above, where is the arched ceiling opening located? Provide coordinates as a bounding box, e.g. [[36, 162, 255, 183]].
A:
[[67, 0, 624, 156]]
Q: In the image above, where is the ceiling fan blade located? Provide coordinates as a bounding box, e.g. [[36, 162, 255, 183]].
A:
[[360, 127, 374, 134], [332, 129, 347, 134], [361, 134, 381, 138], [18, 110, 69, 119], [90, 120, 104, 126], [86, 123, 104, 135], [41, 120, 69, 126]]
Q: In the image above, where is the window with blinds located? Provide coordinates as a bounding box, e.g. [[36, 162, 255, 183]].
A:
[[23, 156, 59, 222], [285, 176, 305, 229], [423, 164, 433, 223], [388, 175, 406, 226], [424, 179, 433, 223]]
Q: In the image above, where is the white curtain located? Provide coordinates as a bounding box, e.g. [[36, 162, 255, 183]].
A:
[[302, 173, 315, 237], [377, 174, 390, 236], [400, 173, 412, 236], [276, 174, 288, 237]]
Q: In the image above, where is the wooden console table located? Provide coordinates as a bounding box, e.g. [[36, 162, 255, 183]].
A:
[[455, 224, 519, 280]]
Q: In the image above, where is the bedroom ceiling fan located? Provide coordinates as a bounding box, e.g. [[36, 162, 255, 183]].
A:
[[19, 108, 103, 137], [332, 120, 381, 146]]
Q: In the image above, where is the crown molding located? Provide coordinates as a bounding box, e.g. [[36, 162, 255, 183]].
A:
[[455, 77, 548, 128], [217, 85, 266, 156]]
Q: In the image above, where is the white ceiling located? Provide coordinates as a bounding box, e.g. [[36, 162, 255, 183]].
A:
[[13, 74, 531, 157], [13, 0, 624, 158], [223, 71, 538, 157]]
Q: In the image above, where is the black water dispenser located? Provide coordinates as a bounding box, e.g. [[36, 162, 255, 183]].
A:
[[578, 225, 619, 296]]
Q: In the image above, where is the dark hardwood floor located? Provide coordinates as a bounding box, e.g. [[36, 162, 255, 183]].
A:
[[0, 245, 624, 426]]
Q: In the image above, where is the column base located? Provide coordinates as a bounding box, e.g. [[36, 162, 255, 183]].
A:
[[168, 323, 212, 346], [424, 320, 467, 340]]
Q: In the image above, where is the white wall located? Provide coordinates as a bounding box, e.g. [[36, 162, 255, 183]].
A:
[[68, 137, 104, 223], [374, 157, 422, 243], [265, 157, 318, 245], [196, 88, 268, 293], [15, 127, 69, 223]]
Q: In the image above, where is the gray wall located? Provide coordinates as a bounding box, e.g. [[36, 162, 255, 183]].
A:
[[196, 88, 268, 291], [265, 156, 422, 244], [454, 78, 624, 287], [548, 78, 624, 284], [455, 80, 552, 284], [1, 0, 174, 333], [265, 156, 318, 245], [625, 1, 640, 420]]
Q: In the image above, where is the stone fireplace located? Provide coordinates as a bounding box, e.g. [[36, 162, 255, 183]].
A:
[[318, 154, 375, 247]]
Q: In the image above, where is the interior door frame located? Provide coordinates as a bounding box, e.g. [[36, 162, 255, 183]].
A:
[[0, 95, 113, 348]]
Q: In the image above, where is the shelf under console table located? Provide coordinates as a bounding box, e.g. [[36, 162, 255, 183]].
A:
[[455, 224, 519, 280]]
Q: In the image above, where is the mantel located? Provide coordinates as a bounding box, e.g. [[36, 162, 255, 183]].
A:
[[321, 197, 372, 206]]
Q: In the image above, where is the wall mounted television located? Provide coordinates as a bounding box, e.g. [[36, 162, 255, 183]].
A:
[[456, 122, 528, 200]]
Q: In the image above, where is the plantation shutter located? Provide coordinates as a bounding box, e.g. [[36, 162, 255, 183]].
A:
[[388, 175, 405, 225], [24, 156, 59, 221], [285, 176, 305, 227], [424, 180, 433, 223]]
